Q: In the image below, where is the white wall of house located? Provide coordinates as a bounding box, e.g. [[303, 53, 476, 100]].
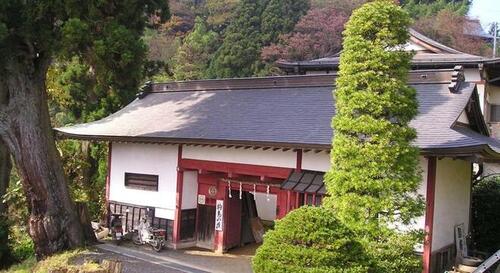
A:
[[182, 171, 198, 210], [108, 143, 473, 251], [183, 146, 333, 172], [464, 68, 481, 83], [432, 158, 472, 251], [483, 162, 500, 176], [457, 111, 470, 124], [415, 157, 429, 230], [183, 146, 297, 168], [486, 84, 500, 105], [109, 142, 178, 220], [302, 151, 331, 172]]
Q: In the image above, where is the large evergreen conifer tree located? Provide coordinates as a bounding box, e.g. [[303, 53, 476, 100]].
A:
[[254, 1, 424, 272], [0, 0, 169, 258], [324, 0, 423, 233], [208, 0, 308, 78]]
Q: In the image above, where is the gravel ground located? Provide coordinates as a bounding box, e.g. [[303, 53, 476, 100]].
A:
[[74, 247, 207, 273], [93, 242, 254, 273]]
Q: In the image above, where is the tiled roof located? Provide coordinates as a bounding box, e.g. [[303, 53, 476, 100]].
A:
[[56, 74, 500, 157], [276, 29, 498, 70]]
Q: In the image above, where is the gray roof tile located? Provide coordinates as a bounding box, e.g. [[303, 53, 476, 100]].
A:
[[56, 80, 500, 156]]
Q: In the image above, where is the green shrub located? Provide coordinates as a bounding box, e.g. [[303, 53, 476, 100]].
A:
[[363, 231, 423, 273], [471, 176, 500, 254], [10, 226, 34, 262], [252, 206, 368, 273]]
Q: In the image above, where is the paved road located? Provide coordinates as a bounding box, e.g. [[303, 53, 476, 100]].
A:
[[93, 244, 212, 273]]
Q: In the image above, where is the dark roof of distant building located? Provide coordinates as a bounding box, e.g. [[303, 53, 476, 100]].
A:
[[464, 19, 493, 39], [277, 29, 499, 72], [56, 71, 500, 159]]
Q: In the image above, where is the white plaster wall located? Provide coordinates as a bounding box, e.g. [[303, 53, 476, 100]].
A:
[[302, 152, 331, 172], [457, 111, 470, 124], [415, 157, 429, 231], [487, 85, 500, 105], [405, 41, 427, 51], [432, 158, 471, 251], [183, 146, 296, 168], [182, 171, 198, 209], [477, 84, 486, 114], [253, 193, 277, 221], [464, 68, 481, 82], [109, 143, 178, 220], [483, 162, 500, 176]]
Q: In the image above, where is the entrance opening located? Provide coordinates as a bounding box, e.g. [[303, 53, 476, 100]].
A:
[[225, 190, 277, 251]]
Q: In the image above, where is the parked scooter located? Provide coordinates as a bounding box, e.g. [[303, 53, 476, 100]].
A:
[[109, 213, 124, 245], [132, 217, 166, 252]]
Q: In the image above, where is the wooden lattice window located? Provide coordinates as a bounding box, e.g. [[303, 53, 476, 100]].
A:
[[124, 172, 159, 191]]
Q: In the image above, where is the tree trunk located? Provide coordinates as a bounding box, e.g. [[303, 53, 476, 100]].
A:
[[0, 140, 10, 217], [0, 57, 88, 259], [0, 140, 12, 266]]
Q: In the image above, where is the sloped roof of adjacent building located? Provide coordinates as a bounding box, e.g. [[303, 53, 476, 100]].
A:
[[277, 28, 497, 72], [56, 71, 500, 159]]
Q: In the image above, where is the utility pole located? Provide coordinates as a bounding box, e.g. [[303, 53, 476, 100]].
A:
[[493, 23, 497, 57]]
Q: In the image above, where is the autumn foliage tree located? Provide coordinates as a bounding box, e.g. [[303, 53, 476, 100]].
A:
[[413, 9, 492, 56], [0, 1, 168, 258], [261, 7, 348, 63]]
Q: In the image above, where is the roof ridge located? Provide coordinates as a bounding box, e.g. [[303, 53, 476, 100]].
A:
[[146, 69, 456, 94]]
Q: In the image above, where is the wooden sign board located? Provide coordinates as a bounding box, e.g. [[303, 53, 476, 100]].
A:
[[215, 199, 224, 231], [197, 194, 206, 205]]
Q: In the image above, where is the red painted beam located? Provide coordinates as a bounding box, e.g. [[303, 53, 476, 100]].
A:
[[180, 158, 292, 179], [423, 157, 437, 273], [173, 145, 184, 245]]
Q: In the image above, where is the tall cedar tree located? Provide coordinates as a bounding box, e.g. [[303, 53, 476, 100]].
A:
[[208, 0, 308, 78], [208, 0, 262, 78], [172, 17, 219, 81], [0, 140, 11, 267], [260, 0, 309, 45], [0, 1, 168, 258], [324, 0, 424, 234], [47, 0, 164, 218]]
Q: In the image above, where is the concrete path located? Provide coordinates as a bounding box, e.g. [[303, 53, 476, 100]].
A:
[[95, 242, 254, 273]]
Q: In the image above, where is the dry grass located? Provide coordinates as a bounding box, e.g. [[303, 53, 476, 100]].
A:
[[2, 248, 104, 273]]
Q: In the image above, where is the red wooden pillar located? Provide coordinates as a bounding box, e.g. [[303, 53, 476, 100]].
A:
[[105, 142, 112, 226], [215, 180, 226, 253], [173, 145, 184, 246], [296, 149, 302, 172], [423, 157, 437, 273], [277, 190, 288, 219], [105, 142, 112, 205]]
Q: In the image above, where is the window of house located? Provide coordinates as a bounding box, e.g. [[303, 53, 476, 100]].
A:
[[124, 172, 159, 191], [490, 104, 500, 122]]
